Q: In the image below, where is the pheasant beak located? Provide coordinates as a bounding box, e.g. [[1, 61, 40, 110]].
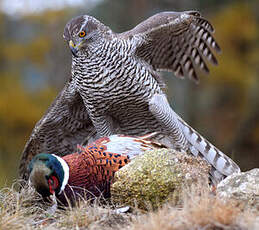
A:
[[69, 40, 79, 57], [29, 162, 52, 197]]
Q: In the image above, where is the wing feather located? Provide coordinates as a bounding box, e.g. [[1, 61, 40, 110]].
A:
[[120, 11, 221, 82], [19, 81, 96, 180]]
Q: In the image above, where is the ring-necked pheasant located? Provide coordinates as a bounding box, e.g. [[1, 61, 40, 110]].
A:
[[29, 134, 163, 204]]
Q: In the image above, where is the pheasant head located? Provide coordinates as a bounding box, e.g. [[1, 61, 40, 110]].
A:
[[28, 153, 69, 197]]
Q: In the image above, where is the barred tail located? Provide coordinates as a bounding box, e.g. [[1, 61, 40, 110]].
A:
[[149, 94, 240, 183], [177, 117, 240, 182]]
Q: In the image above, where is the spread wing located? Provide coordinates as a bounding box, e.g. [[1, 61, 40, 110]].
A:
[[19, 81, 96, 180], [120, 11, 221, 82]]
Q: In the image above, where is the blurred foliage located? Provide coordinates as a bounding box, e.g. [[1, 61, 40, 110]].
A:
[[199, 2, 259, 170], [0, 75, 56, 186], [0, 0, 258, 187]]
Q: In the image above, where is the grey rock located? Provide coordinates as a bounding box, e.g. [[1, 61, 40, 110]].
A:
[[217, 168, 259, 210]]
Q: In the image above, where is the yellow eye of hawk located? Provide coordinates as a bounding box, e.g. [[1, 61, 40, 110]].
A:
[[79, 31, 86, 37]]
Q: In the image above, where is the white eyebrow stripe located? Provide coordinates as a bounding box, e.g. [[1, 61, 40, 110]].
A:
[[79, 15, 89, 33]]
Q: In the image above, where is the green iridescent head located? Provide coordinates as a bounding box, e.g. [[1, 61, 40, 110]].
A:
[[28, 153, 69, 197]]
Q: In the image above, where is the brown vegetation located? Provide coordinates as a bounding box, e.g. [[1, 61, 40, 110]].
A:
[[0, 181, 257, 230]]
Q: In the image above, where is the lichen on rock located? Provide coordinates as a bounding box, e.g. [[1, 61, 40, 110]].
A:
[[110, 149, 210, 209], [217, 168, 259, 210]]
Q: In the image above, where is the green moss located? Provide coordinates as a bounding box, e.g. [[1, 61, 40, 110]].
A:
[[111, 149, 210, 209]]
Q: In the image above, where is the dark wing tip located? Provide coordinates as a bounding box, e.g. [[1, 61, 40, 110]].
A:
[[213, 41, 221, 53], [174, 64, 185, 79], [211, 55, 218, 66], [194, 17, 222, 54], [195, 17, 215, 33], [188, 65, 200, 83]]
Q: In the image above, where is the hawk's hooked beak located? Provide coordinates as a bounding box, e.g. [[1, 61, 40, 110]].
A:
[[69, 40, 79, 57]]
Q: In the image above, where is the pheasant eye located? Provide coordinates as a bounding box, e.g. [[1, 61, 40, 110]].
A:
[[79, 31, 86, 37]]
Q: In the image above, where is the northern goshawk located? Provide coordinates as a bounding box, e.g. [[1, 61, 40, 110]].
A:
[[19, 11, 240, 183]]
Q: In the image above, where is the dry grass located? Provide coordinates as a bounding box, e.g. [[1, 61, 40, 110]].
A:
[[0, 181, 45, 229], [129, 184, 259, 230], [0, 181, 133, 230], [0, 181, 258, 230]]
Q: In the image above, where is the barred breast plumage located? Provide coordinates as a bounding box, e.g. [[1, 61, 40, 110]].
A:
[[72, 38, 163, 137]]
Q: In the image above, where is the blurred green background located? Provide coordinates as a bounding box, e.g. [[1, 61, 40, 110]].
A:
[[0, 0, 259, 187]]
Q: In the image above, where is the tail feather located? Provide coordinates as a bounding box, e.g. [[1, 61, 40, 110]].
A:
[[149, 94, 240, 183], [178, 117, 240, 180]]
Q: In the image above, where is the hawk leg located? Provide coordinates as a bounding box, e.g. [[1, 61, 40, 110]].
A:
[[149, 94, 189, 151]]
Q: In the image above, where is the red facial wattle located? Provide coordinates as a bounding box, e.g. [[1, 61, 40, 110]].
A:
[[48, 175, 59, 194]]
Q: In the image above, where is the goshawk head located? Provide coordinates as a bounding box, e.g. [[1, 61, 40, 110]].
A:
[[63, 15, 110, 57]]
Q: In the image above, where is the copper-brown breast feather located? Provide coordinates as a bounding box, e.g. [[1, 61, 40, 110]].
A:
[[63, 144, 130, 189]]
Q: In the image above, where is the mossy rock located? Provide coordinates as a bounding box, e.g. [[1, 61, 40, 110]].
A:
[[111, 149, 210, 209]]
